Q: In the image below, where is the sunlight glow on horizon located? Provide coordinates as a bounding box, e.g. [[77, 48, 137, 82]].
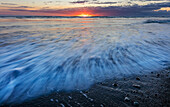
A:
[[78, 13, 93, 17]]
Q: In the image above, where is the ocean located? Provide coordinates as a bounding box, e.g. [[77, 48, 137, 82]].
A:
[[0, 17, 169, 104]]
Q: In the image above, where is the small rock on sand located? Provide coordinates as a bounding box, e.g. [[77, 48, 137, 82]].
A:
[[100, 104, 104, 107], [124, 97, 130, 102], [136, 77, 140, 80], [55, 99, 59, 102], [133, 84, 141, 89], [133, 101, 139, 106], [50, 99, 54, 102], [112, 83, 117, 87], [60, 103, 65, 107], [68, 96, 72, 99]]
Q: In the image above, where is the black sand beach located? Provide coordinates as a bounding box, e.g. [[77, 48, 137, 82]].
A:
[[4, 68, 169, 107]]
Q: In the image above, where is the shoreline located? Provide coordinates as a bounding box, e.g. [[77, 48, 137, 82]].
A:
[[6, 68, 169, 107]]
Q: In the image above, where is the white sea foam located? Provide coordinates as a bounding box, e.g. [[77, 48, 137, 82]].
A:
[[0, 18, 169, 104]]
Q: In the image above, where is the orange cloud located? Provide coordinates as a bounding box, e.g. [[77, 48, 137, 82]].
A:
[[154, 7, 170, 12]]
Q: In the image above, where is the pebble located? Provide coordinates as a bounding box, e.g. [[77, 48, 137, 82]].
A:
[[55, 99, 59, 102], [50, 99, 54, 102], [60, 103, 65, 107], [68, 96, 72, 99], [113, 83, 118, 87], [124, 97, 130, 102], [100, 104, 104, 107], [89, 98, 94, 102], [133, 101, 139, 106], [126, 94, 129, 97], [131, 90, 137, 93], [133, 84, 141, 89], [136, 77, 140, 80]]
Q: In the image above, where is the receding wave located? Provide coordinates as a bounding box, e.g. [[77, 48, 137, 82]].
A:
[[0, 18, 170, 104]]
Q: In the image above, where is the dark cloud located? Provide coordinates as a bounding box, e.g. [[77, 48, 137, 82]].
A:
[[92, 2, 170, 16], [1, 3, 17, 5], [70, 0, 119, 5], [93, 2, 118, 4], [70, 0, 89, 4], [17, 6, 33, 8], [1, 6, 34, 9], [9, 2, 170, 16]]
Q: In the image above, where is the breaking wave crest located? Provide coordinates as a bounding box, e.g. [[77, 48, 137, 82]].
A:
[[144, 19, 170, 24]]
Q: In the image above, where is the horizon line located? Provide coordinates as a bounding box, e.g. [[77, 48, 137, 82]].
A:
[[0, 15, 170, 17]]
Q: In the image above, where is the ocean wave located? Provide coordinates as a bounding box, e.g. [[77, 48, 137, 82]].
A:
[[0, 18, 170, 104], [144, 19, 170, 24]]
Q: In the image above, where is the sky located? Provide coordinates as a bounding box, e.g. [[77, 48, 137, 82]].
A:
[[0, 0, 170, 16]]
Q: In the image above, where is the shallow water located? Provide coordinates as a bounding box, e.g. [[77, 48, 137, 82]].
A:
[[0, 17, 170, 104]]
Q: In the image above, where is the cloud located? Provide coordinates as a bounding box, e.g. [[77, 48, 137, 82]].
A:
[[0, 5, 34, 9], [70, 0, 119, 5], [92, 2, 118, 4], [154, 7, 170, 12], [93, 2, 170, 16], [16, 6, 33, 8], [1, 3, 17, 5], [70, 0, 89, 4], [7, 2, 170, 16], [43, 1, 61, 5]]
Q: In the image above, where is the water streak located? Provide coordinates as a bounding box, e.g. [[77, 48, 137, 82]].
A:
[[0, 18, 169, 104]]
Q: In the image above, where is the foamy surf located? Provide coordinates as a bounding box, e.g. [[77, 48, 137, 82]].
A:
[[0, 17, 169, 104]]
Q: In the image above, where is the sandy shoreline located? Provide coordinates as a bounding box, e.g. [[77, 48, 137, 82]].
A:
[[3, 68, 170, 107]]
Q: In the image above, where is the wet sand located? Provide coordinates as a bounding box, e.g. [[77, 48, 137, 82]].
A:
[[3, 68, 170, 107]]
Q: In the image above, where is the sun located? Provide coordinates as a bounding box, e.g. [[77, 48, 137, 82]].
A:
[[78, 13, 92, 17]]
